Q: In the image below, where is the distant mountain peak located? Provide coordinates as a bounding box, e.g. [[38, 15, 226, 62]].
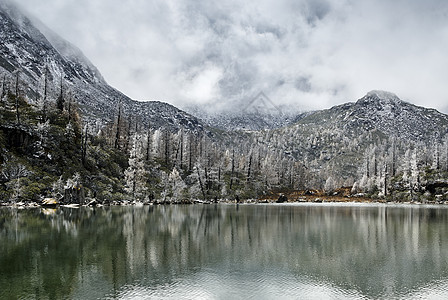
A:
[[366, 90, 400, 101], [356, 90, 403, 109]]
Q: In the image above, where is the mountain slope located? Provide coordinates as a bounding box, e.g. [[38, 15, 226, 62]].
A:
[[299, 90, 448, 142], [0, 0, 206, 134]]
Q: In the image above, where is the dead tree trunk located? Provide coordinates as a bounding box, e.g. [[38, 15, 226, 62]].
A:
[[114, 102, 122, 149], [196, 167, 206, 201], [230, 149, 235, 190], [15, 72, 20, 124]]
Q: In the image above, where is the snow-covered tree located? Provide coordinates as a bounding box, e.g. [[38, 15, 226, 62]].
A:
[[124, 134, 148, 200], [168, 167, 187, 201], [64, 172, 85, 204], [51, 176, 64, 199], [324, 176, 337, 193]]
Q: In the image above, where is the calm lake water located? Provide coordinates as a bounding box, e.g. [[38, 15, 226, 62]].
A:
[[1, 203, 448, 299]]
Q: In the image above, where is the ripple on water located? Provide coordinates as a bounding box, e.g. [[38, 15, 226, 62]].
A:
[[106, 268, 374, 300], [398, 280, 448, 300]]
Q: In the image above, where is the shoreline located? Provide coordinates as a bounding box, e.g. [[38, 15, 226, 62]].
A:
[[1, 195, 447, 209]]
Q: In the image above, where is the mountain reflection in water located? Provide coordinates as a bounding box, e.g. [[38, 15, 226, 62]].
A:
[[1, 204, 448, 299]]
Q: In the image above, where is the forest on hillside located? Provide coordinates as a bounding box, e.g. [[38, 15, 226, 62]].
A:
[[1, 74, 448, 205]]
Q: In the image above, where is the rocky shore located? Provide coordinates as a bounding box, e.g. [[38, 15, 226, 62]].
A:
[[1, 194, 447, 209]]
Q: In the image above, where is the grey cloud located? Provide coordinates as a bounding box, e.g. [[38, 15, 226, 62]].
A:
[[11, 0, 448, 114], [295, 77, 312, 93], [302, 0, 332, 25]]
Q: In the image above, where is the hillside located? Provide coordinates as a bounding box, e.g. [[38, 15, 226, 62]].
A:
[[0, 0, 207, 134], [298, 91, 448, 142]]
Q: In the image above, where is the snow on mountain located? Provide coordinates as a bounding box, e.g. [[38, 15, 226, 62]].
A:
[[0, 0, 206, 134], [365, 90, 400, 102], [0, 0, 102, 85], [297, 90, 448, 142], [351, 90, 448, 141]]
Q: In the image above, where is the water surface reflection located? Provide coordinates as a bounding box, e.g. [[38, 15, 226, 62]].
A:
[[1, 204, 447, 299]]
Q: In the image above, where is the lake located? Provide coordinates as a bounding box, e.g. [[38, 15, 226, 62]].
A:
[[1, 203, 448, 299]]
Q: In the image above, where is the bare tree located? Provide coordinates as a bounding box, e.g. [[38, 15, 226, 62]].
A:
[[1, 160, 29, 203], [0, 74, 6, 101], [179, 129, 184, 169], [391, 138, 396, 176], [124, 134, 148, 200], [230, 149, 235, 190], [188, 134, 194, 171], [114, 101, 122, 149], [196, 166, 206, 201], [146, 127, 151, 162], [164, 130, 170, 167], [246, 154, 252, 183], [56, 75, 64, 111], [14, 71, 20, 124], [445, 135, 448, 171]]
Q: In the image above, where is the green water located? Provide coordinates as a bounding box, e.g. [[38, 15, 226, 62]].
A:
[[1, 204, 448, 299]]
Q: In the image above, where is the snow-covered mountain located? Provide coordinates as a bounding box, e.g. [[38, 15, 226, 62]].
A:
[[0, 0, 205, 133], [297, 90, 448, 142]]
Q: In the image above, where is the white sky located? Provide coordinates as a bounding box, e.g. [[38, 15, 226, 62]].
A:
[[11, 0, 448, 113]]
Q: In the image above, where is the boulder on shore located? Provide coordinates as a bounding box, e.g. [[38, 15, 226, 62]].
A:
[[42, 198, 59, 207]]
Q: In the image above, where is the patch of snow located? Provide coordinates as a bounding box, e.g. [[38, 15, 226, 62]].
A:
[[367, 90, 400, 101]]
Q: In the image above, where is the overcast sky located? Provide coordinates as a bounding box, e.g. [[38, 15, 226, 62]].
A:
[[11, 0, 448, 113]]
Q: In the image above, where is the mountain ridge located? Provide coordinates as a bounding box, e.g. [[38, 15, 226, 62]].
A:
[[0, 0, 208, 135], [296, 90, 448, 142]]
